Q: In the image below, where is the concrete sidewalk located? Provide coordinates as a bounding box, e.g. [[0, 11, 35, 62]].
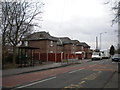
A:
[[103, 63, 119, 89], [3, 59, 91, 77], [104, 71, 119, 88], [2, 62, 68, 77]]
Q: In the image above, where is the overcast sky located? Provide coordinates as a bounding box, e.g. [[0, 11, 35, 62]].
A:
[[35, 0, 118, 50]]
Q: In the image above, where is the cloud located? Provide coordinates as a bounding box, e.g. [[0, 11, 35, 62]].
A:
[[40, 16, 117, 49], [39, 0, 117, 50]]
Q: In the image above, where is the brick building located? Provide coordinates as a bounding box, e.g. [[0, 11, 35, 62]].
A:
[[22, 31, 92, 62], [79, 42, 92, 59]]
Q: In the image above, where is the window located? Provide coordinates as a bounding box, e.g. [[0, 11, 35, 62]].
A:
[[50, 41, 53, 47], [40, 34, 44, 37], [25, 41, 28, 46], [81, 46, 83, 50], [50, 51, 53, 53]]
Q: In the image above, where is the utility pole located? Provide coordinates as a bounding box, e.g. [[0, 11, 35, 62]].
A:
[[118, 2, 120, 53], [118, 2, 120, 74]]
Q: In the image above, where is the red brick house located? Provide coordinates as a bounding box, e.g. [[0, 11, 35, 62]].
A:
[[59, 37, 76, 60], [71, 40, 85, 59], [79, 42, 92, 59], [22, 31, 58, 62], [22, 31, 91, 62]]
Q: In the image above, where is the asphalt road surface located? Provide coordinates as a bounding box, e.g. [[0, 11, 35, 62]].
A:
[[3, 59, 118, 89]]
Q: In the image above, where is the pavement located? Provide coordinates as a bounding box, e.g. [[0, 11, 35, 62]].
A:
[[103, 65, 119, 89], [2, 59, 119, 88], [104, 71, 119, 88], [2, 59, 85, 77]]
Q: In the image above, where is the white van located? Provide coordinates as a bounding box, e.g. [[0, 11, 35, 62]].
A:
[[92, 52, 102, 60]]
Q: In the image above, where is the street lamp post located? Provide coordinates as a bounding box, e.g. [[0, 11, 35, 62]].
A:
[[118, 2, 120, 74], [100, 32, 107, 50], [118, 2, 120, 53]]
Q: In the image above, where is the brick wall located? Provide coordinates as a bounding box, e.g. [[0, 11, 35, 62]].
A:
[[28, 40, 57, 53], [27, 40, 91, 62]]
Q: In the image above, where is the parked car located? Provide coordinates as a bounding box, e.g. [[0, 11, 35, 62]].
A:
[[112, 54, 120, 62], [92, 52, 102, 60]]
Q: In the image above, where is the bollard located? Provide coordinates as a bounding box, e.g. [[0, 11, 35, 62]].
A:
[[39, 60, 42, 64]]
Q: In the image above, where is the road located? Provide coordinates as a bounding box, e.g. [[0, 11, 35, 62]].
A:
[[3, 59, 118, 89]]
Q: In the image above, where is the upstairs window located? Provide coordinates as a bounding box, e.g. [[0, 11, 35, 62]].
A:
[[50, 51, 53, 53], [25, 41, 28, 46], [50, 41, 53, 47], [40, 34, 44, 38], [81, 46, 83, 50]]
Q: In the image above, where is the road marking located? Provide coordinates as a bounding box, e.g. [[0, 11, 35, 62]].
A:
[[64, 84, 80, 88], [81, 71, 101, 80], [92, 68, 115, 71], [13, 77, 56, 89], [69, 68, 84, 74], [63, 81, 86, 89], [89, 64, 97, 67], [78, 68, 84, 70], [78, 81, 86, 85]]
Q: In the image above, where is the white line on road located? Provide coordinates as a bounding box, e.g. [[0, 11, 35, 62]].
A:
[[89, 64, 97, 67], [69, 68, 84, 74], [99, 61, 105, 64], [13, 77, 56, 89]]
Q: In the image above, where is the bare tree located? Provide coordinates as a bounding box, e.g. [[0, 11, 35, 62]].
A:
[[1, 1, 12, 65], [1, 0, 44, 64], [104, 0, 119, 24], [105, 0, 120, 74], [105, 0, 120, 53]]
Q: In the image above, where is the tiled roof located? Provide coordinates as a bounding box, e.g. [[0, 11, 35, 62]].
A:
[[23, 31, 90, 48], [80, 42, 90, 48], [23, 31, 57, 41], [71, 40, 80, 45], [59, 37, 73, 45]]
